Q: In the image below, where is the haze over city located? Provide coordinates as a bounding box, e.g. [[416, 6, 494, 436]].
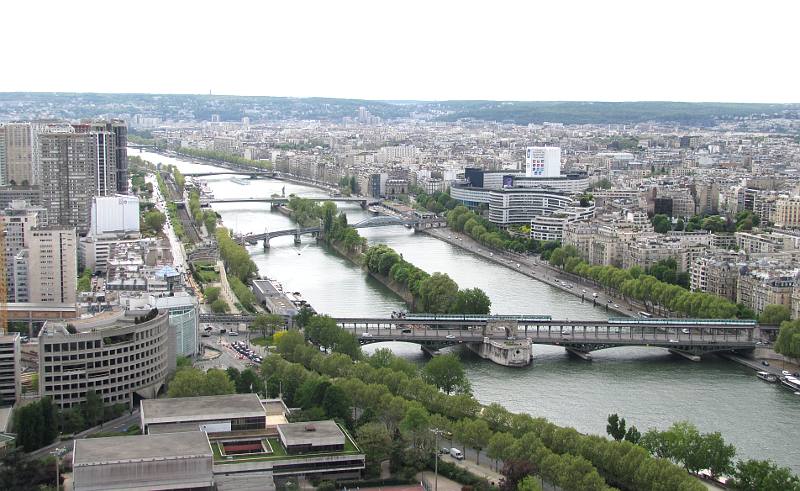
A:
[[2, 0, 799, 102]]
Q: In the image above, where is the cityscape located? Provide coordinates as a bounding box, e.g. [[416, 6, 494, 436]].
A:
[[1, 2, 800, 491]]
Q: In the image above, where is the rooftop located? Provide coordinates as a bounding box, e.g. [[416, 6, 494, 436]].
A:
[[277, 420, 344, 448], [73, 430, 211, 466], [142, 393, 265, 425]]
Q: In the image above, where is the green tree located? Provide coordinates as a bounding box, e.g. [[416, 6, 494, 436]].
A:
[[651, 214, 672, 233], [211, 298, 229, 313], [517, 476, 543, 491], [236, 368, 264, 395], [775, 320, 800, 359], [356, 422, 392, 478], [624, 425, 641, 444], [452, 287, 492, 315], [606, 413, 627, 441], [418, 273, 459, 313], [400, 406, 431, 449], [701, 431, 736, 478], [321, 384, 351, 422], [277, 330, 306, 359], [84, 389, 104, 428], [143, 210, 167, 234], [730, 459, 800, 491], [77, 269, 93, 292], [759, 304, 791, 325], [204, 286, 221, 303], [422, 354, 471, 395], [487, 431, 515, 471], [252, 313, 285, 338], [462, 418, 492, 465]]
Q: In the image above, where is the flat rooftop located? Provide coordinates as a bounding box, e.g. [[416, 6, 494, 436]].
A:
[[142, 393, 265, 425], [73, 430, 211, 465], [278, 420, 344, 447]]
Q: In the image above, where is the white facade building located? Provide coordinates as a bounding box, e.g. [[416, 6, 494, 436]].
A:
[[90, 195, 140, 236], [526, 147, 561, 178]]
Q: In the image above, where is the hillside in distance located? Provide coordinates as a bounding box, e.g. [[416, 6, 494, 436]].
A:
[[0, 92, 797, 126]]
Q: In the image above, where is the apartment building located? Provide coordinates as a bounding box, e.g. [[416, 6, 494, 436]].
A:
[[774, 196, 800, 229], [0, 123, 33, 186], [27, 227, 78, 304], [690, 255, 741, 301], [0, 334, 20, 406], [736, 269, 796, 315], [0, 201, 42, 301]]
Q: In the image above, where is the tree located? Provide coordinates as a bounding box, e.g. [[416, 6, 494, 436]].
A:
[[701, 431, 736, 478], [77, 268, 93, 292], [400, 406, 431, 449], [418, 273, 459, 313], [452, 288, 492, 315], [462, 418, 492, 465], [143, 210, 167, 234], [203, 210, 217, 233], [517, 476, 543, 491], [775, 320, 800, 359], [356, 422, 392, 478], [487, 432, 515, 471], [84, 389, 104, 428], [606, 413, 627, 441], [321, 384, 351, 422], [651, 214, 672, 233], [759, 304, 791, 325], [204, 286, 221, 303], [624, 425, 641, 444], [211, 298, 229, 313], [167, 368, 235, 397], [236, 368, 264, 395], [422, 354, 471, 395], [277, 330, 306, 358], [252, 313, 285, 338], [730, 459, 800, 491]]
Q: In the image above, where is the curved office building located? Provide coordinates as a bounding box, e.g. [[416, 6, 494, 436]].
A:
[[451, 184, 579, 227], [39, 309, 175, 409]]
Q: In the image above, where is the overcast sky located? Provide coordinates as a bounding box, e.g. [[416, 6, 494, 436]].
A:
[[2, 0, 798, 103]]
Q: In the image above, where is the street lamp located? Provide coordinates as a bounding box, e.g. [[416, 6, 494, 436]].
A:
[[430, 428, 444, 491], [52, 446, 67, 490]]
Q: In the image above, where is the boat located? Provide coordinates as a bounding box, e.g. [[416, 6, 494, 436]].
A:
[[756, 371, 778, 383], [780, 375, 800, 392], [231, 177, 250, 185]]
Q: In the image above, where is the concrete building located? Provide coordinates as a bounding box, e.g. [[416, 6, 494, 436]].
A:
[[0, 200, 43, 301], [736, 269, 796, 315], [88, 120, 128, 194], [141, 393, 267, 434], [38, 309, 175, 409], [72, 430, 214, 491], [27, 227, 77, 304], [0, 185, 40, 212], [530, 205, 595, 241], [120, 292, 199, 357], [690, 255, 741, 301], [0, 334, 20, 406], [0, 123, 33, 186], [37, 126, 117, 234]]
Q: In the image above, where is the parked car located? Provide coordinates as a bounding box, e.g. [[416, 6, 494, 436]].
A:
[[449, 448, 464, 460]]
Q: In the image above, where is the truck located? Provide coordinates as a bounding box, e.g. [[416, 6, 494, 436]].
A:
[[449, 448, 464, 460]]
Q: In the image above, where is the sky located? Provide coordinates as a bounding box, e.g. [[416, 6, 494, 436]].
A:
[[2, 0, 799, 103]]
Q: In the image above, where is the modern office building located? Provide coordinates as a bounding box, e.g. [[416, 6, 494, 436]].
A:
[[120, 291, 199, 357], [530, 205, 596, 241], [140, 393, 267, 434], [27, 227, 78, 304], [89, 195, 140, 236], [525, 146, 561, 177], [0, 185, 41, 211], [0, 334, 21, 407], [38, 309, 175, 409], [0, 200, 43, 301]]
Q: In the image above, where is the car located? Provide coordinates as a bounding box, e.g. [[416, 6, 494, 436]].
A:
[[669, 339, 679, 343], [445, 334, 456, 339], [228, 331, 239, 336], [401, 329, 412, 334], [361, 332, 373, 338], [782, 370, 792, 377], [440, 447, 450, 454], [613, 304, 620, 308], [681, 329, 690, 334], [762, 360, 770, 366], [561, 330, 570, 335], [201, 333, 210, 338], [204, 326, 213, 332]]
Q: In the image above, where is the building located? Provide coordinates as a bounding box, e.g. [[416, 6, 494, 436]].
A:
[[530, 205, 596, 241], [88, 120, 128, 194], [0, 185, 40, 211], [90, 195, 140, 236], [38, 309, 175, 409], [690, 255, 741, 301], [525, 147, 561, 177], [27, 227, 77, 304], [487, 188, 576, 226], [141, 393, 267, 434], [120, 291, 199, 357], [0, 334, 20, 406], [0, 200, 43, 301], [37, 125, 118, 234], [0, 123, 33, 186], [278, 420, 347, 454], [774, 196, 800, 229], [72, 430, 214, 491], [736, 269, 796, 315]]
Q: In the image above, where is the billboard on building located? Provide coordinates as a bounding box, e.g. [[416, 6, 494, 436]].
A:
[[502, 175, 514, 188]]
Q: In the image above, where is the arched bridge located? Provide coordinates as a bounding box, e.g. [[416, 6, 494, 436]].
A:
[[335, 315, 759, 362], [241, 215, 446, 247]]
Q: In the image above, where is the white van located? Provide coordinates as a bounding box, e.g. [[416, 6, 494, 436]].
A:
[[449, 448, 464, 460]]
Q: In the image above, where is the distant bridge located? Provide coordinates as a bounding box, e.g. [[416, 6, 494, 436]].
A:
[[335, 315, 758, 361], [241, 215, 446, 247], [210, 196, 379, 207], [184, 171, 271, 178]]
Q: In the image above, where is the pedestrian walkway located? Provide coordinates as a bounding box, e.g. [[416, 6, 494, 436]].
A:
[[418, 471, 462, 491]]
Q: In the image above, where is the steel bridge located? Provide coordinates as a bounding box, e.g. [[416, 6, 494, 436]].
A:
[[210, 196, 378, 206], [335, 315, 758, 360], [241, 215, 444, 247]]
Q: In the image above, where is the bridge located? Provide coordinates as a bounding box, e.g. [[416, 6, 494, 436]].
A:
[[210, 196, 379, 207], [241, 215, 446, 247], [184, 171, 271, 178]]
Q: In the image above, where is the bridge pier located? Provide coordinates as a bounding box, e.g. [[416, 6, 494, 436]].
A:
[[466, 337, 532, 367], [263, 237, 270, 249], [565, 348, 593, 361], [668, 349, 701, 362], [294, 233, 301, 245]]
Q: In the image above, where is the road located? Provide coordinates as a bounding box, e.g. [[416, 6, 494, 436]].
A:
[[27, 410, 141, 460], [195, 333, 262, 371]]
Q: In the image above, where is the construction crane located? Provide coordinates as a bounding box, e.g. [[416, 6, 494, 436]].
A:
[[0, 219, 7, 335]]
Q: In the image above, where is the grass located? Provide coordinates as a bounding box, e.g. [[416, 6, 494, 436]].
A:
[[212, 425, 361, 465], [251, 336, 272, 346]]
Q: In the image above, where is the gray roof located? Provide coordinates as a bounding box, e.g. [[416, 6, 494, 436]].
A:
[[141, 393, 265, 425], [73, 431, 211, 466], [277, 420, 344, 448]]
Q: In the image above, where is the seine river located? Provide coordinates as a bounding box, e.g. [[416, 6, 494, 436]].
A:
[[136, 149, 800, 472]]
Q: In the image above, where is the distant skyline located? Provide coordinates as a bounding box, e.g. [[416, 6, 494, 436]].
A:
[[2, 1, 799, 103]]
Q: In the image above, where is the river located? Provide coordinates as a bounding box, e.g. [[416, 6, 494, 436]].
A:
[[134, 148, 800, 472]]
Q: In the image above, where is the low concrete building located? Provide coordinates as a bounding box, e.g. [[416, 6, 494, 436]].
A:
[[278, 420, 346, 454], [72, 430, 214, 491], [141, 393, 267, 434]]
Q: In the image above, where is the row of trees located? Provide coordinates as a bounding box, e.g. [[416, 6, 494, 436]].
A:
[[363, 244, 491, 314], [775, 319, 800, 359], [141, 209, 167, 236], [302, 315, 362, 360], [262, 337, 703, 490], [188, 191, 217, 234], [548, 246, 753, 318], [177, 146, 272, 170], [650, 211, 761, 235], [447, 205, 554, 254], [215, 227, 258, 282], [229, 277, 257, 312], [286, 198, 367, 253]]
